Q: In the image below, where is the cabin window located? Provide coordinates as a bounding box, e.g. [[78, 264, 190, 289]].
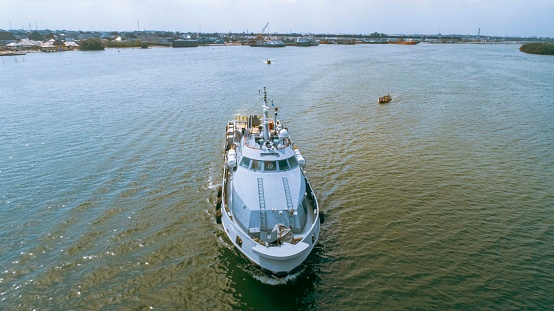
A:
[[278, 159, 289, 171], [288, 156, 298, 168], [251, 160, 262, 171], [240, 157, 296, 172], [264, 161, 277, 172], [239, 157, 251, 169]]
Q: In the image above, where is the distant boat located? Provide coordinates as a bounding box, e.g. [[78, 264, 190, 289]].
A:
[[379, 93, 392, 104], [263, 59, 272, 64], [396, 38, 419, 45], [172, 39, 199, 48], [0, 51, 27, 56], [295, 36, 319, 47], [335, 38, 356, 45], [250, 40, 286, 48], [361, 39, 388, 44]]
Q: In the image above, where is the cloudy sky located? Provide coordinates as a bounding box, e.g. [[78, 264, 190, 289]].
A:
[[2, 0, 553, 37]]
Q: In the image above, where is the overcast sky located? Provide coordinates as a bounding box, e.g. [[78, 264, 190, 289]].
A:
[[2, 0, 553, 37]]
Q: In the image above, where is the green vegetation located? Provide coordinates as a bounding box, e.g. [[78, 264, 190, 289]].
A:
[[368, 32, 386, 38], [102, 40, 167, 48], [520, 43, 554, 55], [79, 38, 105, 51], [105, 40, 143, 48]]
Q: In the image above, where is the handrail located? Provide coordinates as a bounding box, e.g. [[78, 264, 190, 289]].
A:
[[244, 136, 291, 149]]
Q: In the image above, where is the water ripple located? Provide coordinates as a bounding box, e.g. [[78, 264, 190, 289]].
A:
[[1, 44, 553, 310]]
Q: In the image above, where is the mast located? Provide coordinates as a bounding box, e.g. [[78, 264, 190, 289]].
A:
[[262, 87, 270, 144]]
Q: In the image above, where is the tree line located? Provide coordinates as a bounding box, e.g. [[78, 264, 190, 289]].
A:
[[79, 38, 149, 51], [520, 43, 554, 55]]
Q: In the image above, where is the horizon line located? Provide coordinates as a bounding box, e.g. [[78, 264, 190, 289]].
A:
[[2, 28, 552, 39]]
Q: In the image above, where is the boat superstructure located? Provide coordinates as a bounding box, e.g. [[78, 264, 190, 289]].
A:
[[378, 93, 392, 104], [217, 88, 322, 277]]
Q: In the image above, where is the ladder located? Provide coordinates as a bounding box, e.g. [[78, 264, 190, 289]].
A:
[[257, 178, 266, 231], [282, 177, 295, 228], [282, 177, 294, 210]]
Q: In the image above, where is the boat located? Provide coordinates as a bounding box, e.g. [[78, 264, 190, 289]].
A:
[[396, 38, 419, 45], [335, 38, 356, 45], [264, 59, 272, 64], [217, 87, 323, 277], [360, 39, 388, 44], [295, 36, 319, 47], [379, 93, 392, 104], [0, 51, 27, 56], [250, 40, 286, 48], [172, 39, 199, 48]]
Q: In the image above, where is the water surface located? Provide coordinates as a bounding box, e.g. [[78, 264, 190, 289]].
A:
[[1, 43, 553, 310]]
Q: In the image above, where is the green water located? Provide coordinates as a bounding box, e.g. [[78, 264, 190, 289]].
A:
[[1, 43, 553, 310]]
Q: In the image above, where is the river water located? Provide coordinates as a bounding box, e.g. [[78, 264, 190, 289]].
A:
[[1, 43, 553, 310]]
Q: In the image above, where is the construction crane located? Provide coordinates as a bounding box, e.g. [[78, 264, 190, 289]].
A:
[[261, 23, 269, 34], [256, 23, 269, 41]]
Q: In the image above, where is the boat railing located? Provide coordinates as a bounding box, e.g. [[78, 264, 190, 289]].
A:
[[244, 135, 291, 149]]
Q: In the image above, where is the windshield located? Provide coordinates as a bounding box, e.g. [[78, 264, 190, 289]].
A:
[[239, 156, 298, 172]]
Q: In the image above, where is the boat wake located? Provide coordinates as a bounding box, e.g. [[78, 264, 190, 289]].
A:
[[250, 269, 304, 285], [206, 179, 221, 190], [204, 158, 223, 192]]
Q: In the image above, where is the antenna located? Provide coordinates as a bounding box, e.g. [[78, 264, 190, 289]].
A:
[[262, 87, 270, 143]]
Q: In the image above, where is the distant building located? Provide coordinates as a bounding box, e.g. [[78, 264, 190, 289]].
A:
[[41, 39, 59, 52], [64, 41, 79, 50], [6, 39, 42, 50], [40, 38, 79, 51]]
